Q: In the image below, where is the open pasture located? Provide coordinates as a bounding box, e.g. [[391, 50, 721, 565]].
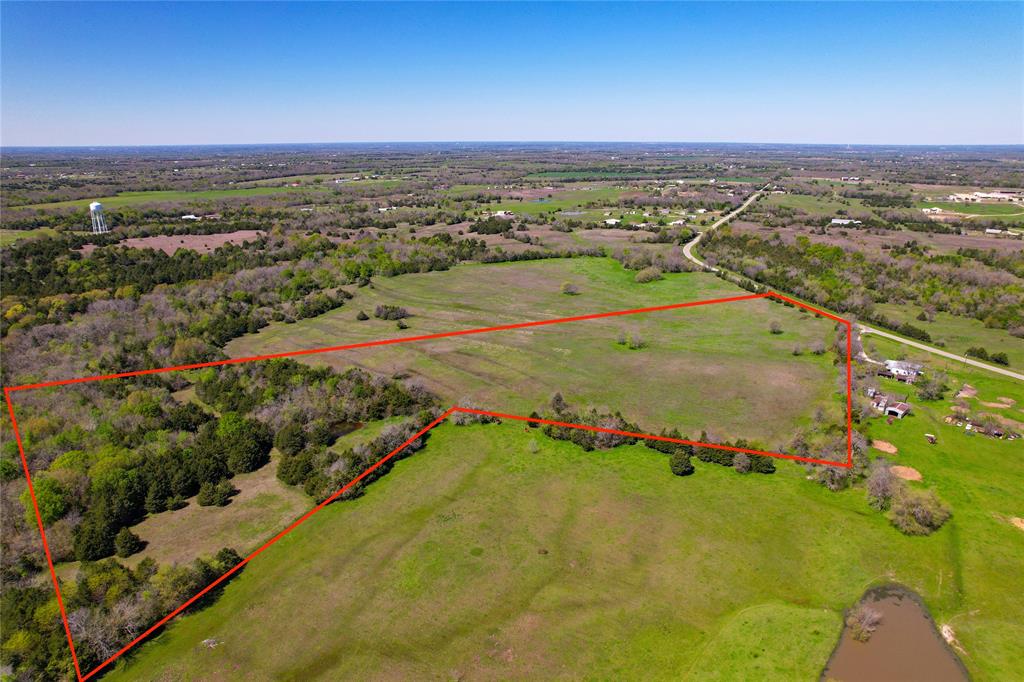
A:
[[228, 258, 843, 447]]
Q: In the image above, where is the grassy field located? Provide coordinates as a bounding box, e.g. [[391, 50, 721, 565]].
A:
[[489, 187, 628, 216], [95, 266, 1024, 681], [917, 201, 1024, 225], [227, 258, 843, 446], [108, 352, 1024, 681], [764, 193, 873, 216], [14, 186, 309, 210], [917, 201, 1024, 216], [0, 227, 58, 246], [871, 303, 1024, 369], [52, 451, 308, 583]]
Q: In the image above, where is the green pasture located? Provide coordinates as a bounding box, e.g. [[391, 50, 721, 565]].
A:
[[110, 353, 1024, 680], [0, 227, 58, 246], [228, 258, 843, 446]]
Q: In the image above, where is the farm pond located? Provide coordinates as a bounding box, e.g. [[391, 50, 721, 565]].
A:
[[822, 584, 969, 681]]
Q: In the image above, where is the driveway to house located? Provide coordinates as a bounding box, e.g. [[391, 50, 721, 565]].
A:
[[681, 186, 1024, 383]]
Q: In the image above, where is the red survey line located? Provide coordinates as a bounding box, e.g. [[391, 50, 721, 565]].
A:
[[76, 407, 456, 681], [761, 291, 854, 467], [2, 290, 853, 680], [4, 388, 83, 681], [456, 407, 848, 467], [4, 293, 767, 392]]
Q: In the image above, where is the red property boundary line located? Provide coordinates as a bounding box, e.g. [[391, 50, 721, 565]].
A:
[[2, 290, 852, 680]]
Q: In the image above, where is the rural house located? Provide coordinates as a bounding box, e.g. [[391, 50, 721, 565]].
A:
[[881, 360, 923, 382]]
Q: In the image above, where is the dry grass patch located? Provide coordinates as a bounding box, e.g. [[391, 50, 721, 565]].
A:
[[121, 453, 308, 568]]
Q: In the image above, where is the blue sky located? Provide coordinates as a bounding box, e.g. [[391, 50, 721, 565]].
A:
[[2, 2, 1021, 146]]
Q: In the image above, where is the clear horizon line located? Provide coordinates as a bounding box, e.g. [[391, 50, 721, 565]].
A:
[[3, 139, 1023, 150]]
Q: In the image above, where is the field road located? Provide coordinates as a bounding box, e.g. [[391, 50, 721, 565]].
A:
[[682, 185, 1024, 382]]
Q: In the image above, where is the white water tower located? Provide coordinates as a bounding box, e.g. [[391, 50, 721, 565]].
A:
[[89, 201, 110, 234]]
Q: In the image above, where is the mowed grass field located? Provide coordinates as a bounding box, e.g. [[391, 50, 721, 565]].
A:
[[227, 259, 843, 447]]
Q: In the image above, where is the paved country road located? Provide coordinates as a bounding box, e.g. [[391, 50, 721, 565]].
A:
[[860, 326, 1024, 381], [681, 184, 768, 271], [681, 185, 1024, 383]]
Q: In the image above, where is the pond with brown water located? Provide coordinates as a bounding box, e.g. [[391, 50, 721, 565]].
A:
[[822, 584, 969, 682]]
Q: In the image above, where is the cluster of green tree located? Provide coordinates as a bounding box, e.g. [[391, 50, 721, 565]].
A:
[[642, 428, 696, 476], [956, 247, 1024, 279], [0, 548, 242, 679], [702, 229, 1023, 334], [374, 304, 409, 320], [690, 430, 777, 473], [966, 347, 1011, 366], [539, 393, 641, 451], [469, 216, 514, 235], [838, 188, 914, 208], [196, 361, 430, 422], [2, 233, 307, 298], [68, 411, 271, 561], [277, 413, 436, 503], [1, 233, 347, 339]]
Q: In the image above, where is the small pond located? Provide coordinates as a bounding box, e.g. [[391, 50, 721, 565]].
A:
[[822, 584, 969, 682]]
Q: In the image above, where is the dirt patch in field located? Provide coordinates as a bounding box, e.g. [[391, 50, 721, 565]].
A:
[[872, 440, 898, 454], [955, 384, 977, 399], [80, 230, 265, 255], [891, 466, 922, 481], [980, 396, 1016, 409], [982, 412, 1024, 431], [1011, 518, 1024, 532]]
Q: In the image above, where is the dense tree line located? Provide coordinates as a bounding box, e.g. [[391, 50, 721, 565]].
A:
[[702, 228, 1024, 335], [1, 548, 243, 678]]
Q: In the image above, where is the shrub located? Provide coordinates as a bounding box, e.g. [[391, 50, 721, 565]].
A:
[[561, 282, 579, 295], [356, 310, 369, 321], [966, 346, 989, 360], [846, 603, 883, 642], [769, 321, 783, 335], [888, 487, 951, 535], [733, 453, 751, 473], [748, 454, 776, 474], [990, 352, 1010, 366], [374, 304, 408, 320], [627, 333, 646, 350], [866, 459, 896, 510], [114, 528, 144, 558], [396, 319, 409, 330], [634, 266, 663, 283], [197, 480, 235, 507], [669, 449, 695, 476]]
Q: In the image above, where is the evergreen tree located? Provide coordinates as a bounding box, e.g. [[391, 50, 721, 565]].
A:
[[114, 528, 144, 558]]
